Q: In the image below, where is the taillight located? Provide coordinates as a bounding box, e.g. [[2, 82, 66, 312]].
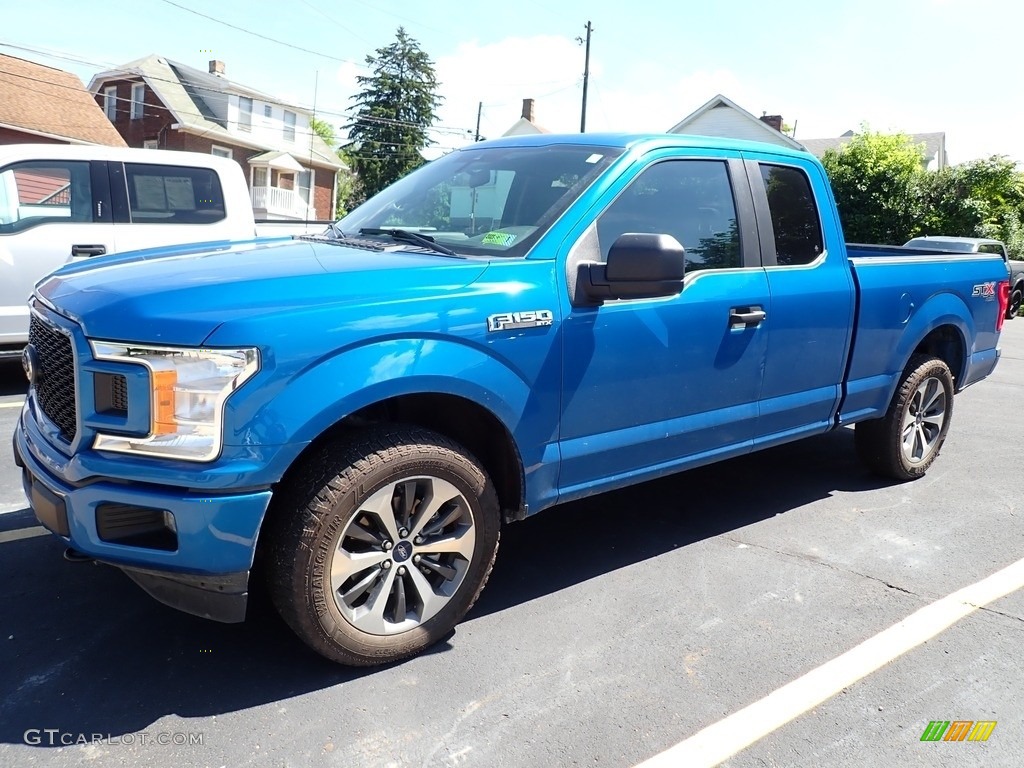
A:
[[996, 280, 1009, 332]]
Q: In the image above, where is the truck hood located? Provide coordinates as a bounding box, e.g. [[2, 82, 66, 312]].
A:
[[36, 239, 489, 346]]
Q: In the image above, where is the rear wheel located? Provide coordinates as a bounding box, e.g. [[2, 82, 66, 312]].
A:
[[855, 355, 954, 480], [1008, 287, 1022, 320], [267, 426, 500, 665]]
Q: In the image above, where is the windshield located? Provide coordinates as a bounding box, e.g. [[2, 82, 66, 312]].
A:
[[335, 144, 623, 258]]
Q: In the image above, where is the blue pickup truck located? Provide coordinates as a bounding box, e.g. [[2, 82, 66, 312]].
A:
[[12, 134, 1010, 665]]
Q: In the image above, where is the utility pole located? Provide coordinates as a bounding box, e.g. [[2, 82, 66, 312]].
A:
[[474, 101, 483, 142], [579, 21, 593, 133]]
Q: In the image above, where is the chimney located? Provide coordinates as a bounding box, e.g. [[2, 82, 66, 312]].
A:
[[209, 60, 226, 76], [759, 113, 783, 132], [521, 98, 535, 123]]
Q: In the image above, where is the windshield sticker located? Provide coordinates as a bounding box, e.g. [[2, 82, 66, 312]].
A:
[[585, 153, 604, 164], [482, 232, 517, 247]]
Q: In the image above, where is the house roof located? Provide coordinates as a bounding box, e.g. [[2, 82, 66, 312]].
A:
[[248, 150, 305, 172], [88, 55, 343, 170], [667, 94, 804, 150], [0, 53, 126, 146], [800, 131, 946, 162], [502, 117, 550, 137]]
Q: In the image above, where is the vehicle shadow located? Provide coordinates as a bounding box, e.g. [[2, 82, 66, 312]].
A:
[[0, 359, 28, 396], [0, 428, 895, 746]]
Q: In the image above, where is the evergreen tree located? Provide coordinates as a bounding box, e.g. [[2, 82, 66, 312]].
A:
[[344, 28, 442, 200]]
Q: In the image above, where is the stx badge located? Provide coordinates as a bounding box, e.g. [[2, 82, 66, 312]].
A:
[[972, 282, 996, 299], [487, 310, 554, 332]]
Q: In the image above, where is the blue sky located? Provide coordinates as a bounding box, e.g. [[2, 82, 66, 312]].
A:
[[4, 0, 1020, 164]]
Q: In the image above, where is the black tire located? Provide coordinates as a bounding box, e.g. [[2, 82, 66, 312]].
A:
[[855, 354, 954, 481], [266, 425, 500, 666], [1008, 287, 1022, 320]]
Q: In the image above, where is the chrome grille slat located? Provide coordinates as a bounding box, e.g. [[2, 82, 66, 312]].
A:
[[28, 314, 77, 441]]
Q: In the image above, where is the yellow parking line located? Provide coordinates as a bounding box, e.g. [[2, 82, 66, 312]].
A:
[[0, 526, 48, 544]]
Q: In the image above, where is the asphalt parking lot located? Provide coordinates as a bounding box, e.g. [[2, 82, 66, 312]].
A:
[[0, 320, 1022, 768]]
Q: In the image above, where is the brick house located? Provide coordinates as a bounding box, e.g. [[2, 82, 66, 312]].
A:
[[0, 53, 126, 146], [88, 55, 344, 220]]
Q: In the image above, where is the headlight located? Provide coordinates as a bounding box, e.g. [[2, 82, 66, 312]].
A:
[[90, 342, 259, 461]]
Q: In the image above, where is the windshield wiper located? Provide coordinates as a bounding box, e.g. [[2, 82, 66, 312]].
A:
[[359, 228, 460, 257]]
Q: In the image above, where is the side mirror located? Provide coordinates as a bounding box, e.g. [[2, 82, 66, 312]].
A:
[[578, 233, 685, 303]]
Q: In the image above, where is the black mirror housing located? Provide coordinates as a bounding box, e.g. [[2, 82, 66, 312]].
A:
[[578, 233, 686, 303]]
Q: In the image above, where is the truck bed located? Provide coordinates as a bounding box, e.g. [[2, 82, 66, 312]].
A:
[[840, 245, 1006, 424]]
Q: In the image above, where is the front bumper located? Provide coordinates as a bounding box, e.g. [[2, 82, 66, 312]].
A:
[[14, 408, 273, 623]]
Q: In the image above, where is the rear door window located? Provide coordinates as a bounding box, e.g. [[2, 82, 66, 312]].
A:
[[123, 163, 225, 224], [756, 164, 823, 266]]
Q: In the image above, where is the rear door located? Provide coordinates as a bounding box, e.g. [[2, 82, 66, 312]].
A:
[[557, 152, 770, 495], [0, 159, 113, 345], [742, 154, 855, 446], [108, 161, 235, 253]]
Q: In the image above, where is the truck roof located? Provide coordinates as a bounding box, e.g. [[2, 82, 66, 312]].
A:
[[0, 143, 243, 173], [471, 132, 818, 160]]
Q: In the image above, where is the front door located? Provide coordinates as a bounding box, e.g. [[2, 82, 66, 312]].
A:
[[558, 156, 769, 496], [0, 159, 113, 345]]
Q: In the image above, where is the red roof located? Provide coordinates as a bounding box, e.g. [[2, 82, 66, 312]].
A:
[[0, 53, 126, 146]]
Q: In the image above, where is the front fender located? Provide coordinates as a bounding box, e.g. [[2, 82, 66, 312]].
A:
[[232, 337, 561, 510]]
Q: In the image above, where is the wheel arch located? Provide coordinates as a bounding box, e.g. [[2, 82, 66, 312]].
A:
[[910, 324, 966, 390], [316, 392, 526, 523]]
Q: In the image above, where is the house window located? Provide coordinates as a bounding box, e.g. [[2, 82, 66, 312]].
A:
[[239, 97, 252, 131], [103, 86, 117, 121], [298, 169, 312, 205], [263, 104, 272, 119], [283, 110, 296, 142], [252, 167, 268, 187], [130, 83, 146, 120], [211, 146, 233, 159], [143, 140, 159, 150]]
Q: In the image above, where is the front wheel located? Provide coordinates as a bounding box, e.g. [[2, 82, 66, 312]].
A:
[[855, 355, 954, 480], [266, 426, 500, 665], [1007, 287, 1022, 320]]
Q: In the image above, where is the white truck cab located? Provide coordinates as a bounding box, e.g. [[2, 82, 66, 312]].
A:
[[0, 145, 259, 355]]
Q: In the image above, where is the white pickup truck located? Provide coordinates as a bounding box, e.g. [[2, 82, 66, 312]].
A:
[[0, 144, 327, 356]]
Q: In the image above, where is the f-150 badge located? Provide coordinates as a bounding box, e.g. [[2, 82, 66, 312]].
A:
[[487, 310, 555, 332]]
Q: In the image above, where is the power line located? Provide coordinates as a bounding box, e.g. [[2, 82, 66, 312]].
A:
[[155, 0, 362, 65], [294, 0, 370, 44]]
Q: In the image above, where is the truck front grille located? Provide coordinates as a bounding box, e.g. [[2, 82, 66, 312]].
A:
[[29, 314, 77, 441]]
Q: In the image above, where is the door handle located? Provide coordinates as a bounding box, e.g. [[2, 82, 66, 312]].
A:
[[71, 244, 107, 257], [729, 307, 766, 326]]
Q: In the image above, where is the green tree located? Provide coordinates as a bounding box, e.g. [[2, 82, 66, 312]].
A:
[[344, 27, 442, 199], [334, 147, 364, 218], [310, 117, 337, 147], [821, 127, 925, 243], [915, 156, 1024, 257]]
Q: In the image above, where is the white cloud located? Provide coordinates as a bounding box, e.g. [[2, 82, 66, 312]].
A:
[[434, 36, 585, 142]]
